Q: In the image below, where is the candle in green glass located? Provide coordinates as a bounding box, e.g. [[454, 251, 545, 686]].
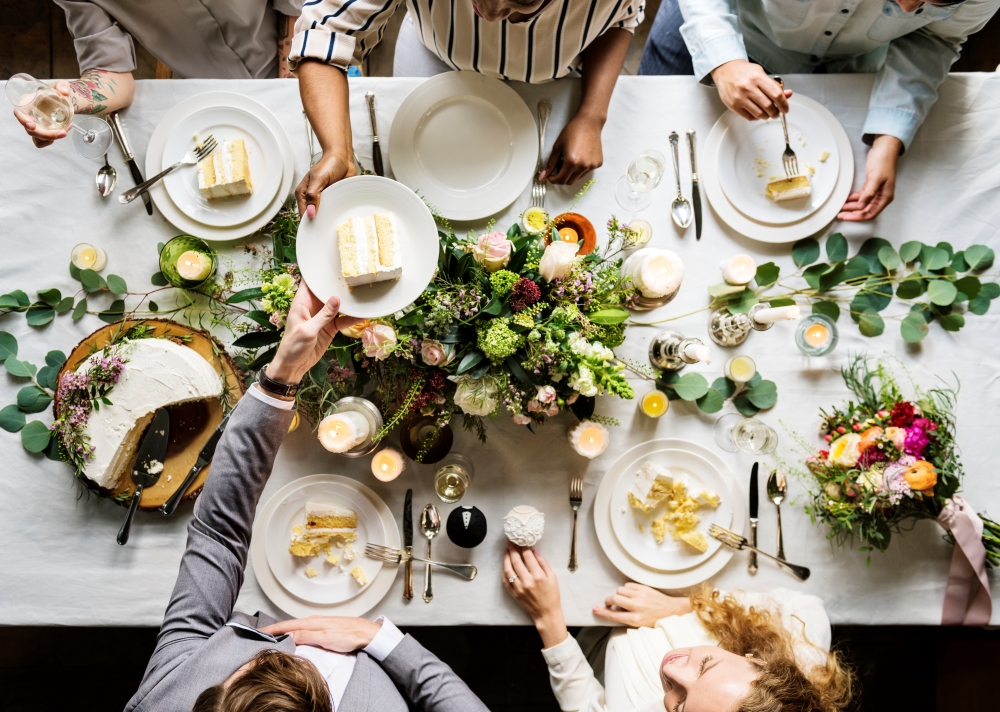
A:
[[159, 236, 217, 288]]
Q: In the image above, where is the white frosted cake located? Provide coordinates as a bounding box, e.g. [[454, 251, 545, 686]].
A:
[[198, 138, 253, 199], [766, 175, 811, 202], [78, 339, 222, 489], [337, 213, 402, 288]]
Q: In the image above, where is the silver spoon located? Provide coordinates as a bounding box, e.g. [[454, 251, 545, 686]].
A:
[[766, 470, 787, 560], [96, 153, 117, 197], [668, 132, 693, 229], [421, 504, 440, 603]]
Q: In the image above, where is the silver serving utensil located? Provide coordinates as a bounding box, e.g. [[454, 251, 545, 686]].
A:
[[117, 408, 170, 545], [531, 100, 551, 208], [161, 415, 229, 515], [119, 135, 217, 204], [403, 489, 414, 601], [709, 524, 810, 581], [668, 132, 692, 229], [767, 469, 788, 560], [96, 154, 117, 197], [568, 477, 582, 572], [421, 504, 440, 602], [364, 543, 477, 580], [749, 462, 759, 575], [775, 77, 798, 176]]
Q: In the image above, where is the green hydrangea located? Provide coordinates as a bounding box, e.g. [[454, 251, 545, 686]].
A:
[[261, 273, 297, 315], [478, 319, 524, 362], [489, 270, 519, 297]]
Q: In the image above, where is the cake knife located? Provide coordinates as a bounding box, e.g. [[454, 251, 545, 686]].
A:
[[748, 462, 759, 575], [109, 111, 153, 215], [403, 488, 414, 601], [118, 408, 170, 545], [161, 414, 229, 515], [365, 92, 384, 177], [686, 129, 702, 240]]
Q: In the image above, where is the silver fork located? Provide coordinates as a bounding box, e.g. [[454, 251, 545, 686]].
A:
[[531, 100, 551, 209], [119, 135, 218, 203], [568, 476, 583, 572], [708, 524, 810, 581], [774, 78, 798, 177], [364, 543, 478, 579]]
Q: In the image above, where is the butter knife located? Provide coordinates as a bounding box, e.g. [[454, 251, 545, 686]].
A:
[[109, 111, 153, 215], [686, 129, 701, 240], [365, 92, 384, 177], [749, 462, 759, 575], [403, 488, 413, 601], [161, 414, 229, 515]]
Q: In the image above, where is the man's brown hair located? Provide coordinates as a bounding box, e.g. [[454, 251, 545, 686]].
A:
[[192, 649, 333, 712]]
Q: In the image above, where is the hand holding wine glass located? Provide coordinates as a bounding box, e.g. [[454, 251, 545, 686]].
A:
[[7, 73, 112, 157]]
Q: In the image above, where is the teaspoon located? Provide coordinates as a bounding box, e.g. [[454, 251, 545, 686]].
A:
[[421, 504, 440, 603], [96, 154, 117, 197], [668, 132, 692, 229], [766, 470, 788, 560]]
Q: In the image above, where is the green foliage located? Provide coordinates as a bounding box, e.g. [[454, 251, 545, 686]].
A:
[[655, 369, 778, 416], [754, 262, 780, 287], [0, 405, 26, 432], [792, 238, 820, 267]]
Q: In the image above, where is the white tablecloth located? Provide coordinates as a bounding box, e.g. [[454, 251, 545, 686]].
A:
[[1, 75, 998, 627]]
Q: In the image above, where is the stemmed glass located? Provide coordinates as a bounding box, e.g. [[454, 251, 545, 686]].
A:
[[615, 149, 666, 211], [6, 73, 113, 159], [714, 413, 778, 455]]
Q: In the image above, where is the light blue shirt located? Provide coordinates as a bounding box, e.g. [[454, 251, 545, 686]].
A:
[[677, 0, 1000, 148]]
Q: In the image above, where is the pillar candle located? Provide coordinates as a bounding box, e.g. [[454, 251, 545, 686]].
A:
[[752, 305, 801, 325], [318, 411, 370, 453]]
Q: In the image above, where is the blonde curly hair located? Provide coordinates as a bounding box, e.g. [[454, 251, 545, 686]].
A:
[[689, 589, 854, 712]]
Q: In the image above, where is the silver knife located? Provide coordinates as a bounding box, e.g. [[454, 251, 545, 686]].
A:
[[118, 408, 170, 545], [109, 111, 153, 215], [403, 489, 414, 601], [365, 92, 384, 177], [161, 414, 229, 515], [686, 129, 701, 241], [749, 462, 759, 575]]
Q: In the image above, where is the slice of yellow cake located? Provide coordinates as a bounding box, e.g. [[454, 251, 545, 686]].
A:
[[678, 530, 708, 553], [338, 214, 402, 288], [349, 565, 368, 587], [198, 138, 253, 199], [373, 213, 402, 281], [766, 175, 811, 202], [306, 502, 357, 529]]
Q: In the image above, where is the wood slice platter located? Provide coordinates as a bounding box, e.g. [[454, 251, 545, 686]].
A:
[[55, 320, 245, 510]]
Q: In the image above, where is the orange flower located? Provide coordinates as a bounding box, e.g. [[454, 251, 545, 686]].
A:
[[903, 460, 937, 495], [340, 319, 371, 339], [858, 426, 883, 452]]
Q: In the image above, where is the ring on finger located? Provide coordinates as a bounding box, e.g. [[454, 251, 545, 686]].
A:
[[508, 574, 518, 584]]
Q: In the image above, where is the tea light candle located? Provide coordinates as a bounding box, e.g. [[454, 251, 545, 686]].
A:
[[177, 250, 213, 282], [725, 355, 757, 383], [71, 243, 107, 272], [629, 219, 653, 246], [568, 420, 609, 459], [805, 322, 830, 348], [721, 254, 757, 285], [558, 226, 579, 243], [622, 248, 685, 299], [752, 305, 801, 326], [318, 411, 370, 453], [639, 389, 669, 418], [795, 314, 839, 356], [371, 447, 405, 481]]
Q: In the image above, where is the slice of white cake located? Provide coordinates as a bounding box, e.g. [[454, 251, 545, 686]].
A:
[[338, 213, 402, 288], [198, 138, 253, 199]]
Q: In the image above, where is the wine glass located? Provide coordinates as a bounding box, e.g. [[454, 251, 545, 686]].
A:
[[714, 413, 778, 455], [615, 149, 666, 211], [6, 73, 113, 159]]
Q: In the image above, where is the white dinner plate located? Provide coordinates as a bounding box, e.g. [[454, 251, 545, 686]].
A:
[[389, 72, 538, 221], [264, 480, 384, 605], [610, 449, 732, 572], [296, 175, 439, 319], [251, 475, 399, 619], [594, 439, 744, 590], [162, 106, 282, 228], [717, 98, 840, 225], [144, 92, 294, 241], [702, 94, 854, 244]]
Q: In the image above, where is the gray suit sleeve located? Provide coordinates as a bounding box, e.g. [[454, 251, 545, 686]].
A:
[[379, 635, 491, 712], [54, 0, 137, 73]]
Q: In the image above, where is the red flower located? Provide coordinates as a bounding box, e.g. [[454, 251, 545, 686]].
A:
[[510, 278, 542, 312], [411, 369, 448, 411], [889, 401, 916, 428]]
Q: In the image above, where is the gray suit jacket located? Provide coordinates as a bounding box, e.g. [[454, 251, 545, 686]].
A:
[[125, 394, 489, 712]]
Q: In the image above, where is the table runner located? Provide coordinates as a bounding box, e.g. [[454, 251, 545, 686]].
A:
[[0, 75, 997, 627]]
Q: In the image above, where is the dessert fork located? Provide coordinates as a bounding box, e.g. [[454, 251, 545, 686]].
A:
[[364, 543, 478, 579], [568, 476, 583, 572], [709, 524, 810, 581], [119, 135, 217, 203], [774, 78, 797, 177], [531, 100, 551, 209]]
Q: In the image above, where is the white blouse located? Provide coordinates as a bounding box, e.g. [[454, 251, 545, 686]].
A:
[[541, 589, 832, 712]]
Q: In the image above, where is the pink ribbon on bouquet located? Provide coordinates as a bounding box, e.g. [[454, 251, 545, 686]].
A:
[[937, 496, 992, 626]]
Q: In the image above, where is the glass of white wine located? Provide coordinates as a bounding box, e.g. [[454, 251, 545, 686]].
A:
[[713, 413, 778, 455], [6, 73, 113, 159], [615, 149, 666, 212], [434, 453, 474, 504]]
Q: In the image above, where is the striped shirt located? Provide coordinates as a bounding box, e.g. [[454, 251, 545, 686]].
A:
[[291, 0, 645, 83]]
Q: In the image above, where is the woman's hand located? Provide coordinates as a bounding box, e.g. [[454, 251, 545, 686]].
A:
[[502, 544, 568, 648], [711, 60, 792, 121], [267, 284, 363, 384], [295, 151, 357, 219], [592, 583, 692, 628], [541, 112, 604, 185], [13, 80, 71, 148], [838, 134, 901, 221], [261, 616, 381, 652]]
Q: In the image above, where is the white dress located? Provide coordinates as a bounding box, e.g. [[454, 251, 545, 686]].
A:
[[540, 589, 832, 712]]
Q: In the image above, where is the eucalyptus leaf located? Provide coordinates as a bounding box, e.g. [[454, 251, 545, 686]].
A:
[[982, 282, 1000, 299], [708, 282, 747, 299], [56, 297, 73, 314], [17, 386, 52, 413], [754, 262, 779, 287], [10, 290, 29, 307], [849, 293, 872, 322], [858, 238, 892, 273], [895, 277, 926, 300], [156, 241, 165, 254], [37, 288, 61, 306], [727, 289, 759, 314], [97, 299, 126, 324], [858, 309, 885, 337], [746, 379, 778, 409], [919, 245, 950, 271], [0, 332, 16, 360], [812, 301, 840, 322], [936, 242, 954, 260], [899, 241, 923, 263], [107, 274, 128, 295], [45, 350, 66, 369], [80, 269, 106, 292], [803, 263, 830, 290], [588, 308, 630, 325], [0, 404, 26, 433], [20, 420, 52, 453], [151, 271, 168, 287], [72, 298, 87, 320], [927, 280, 958, 306], [4, 356, 36, 378], [965, 245, 995, 271], [792, 238, 820, 267], [44, 436, 61, 461], [0, 294, 21, 309], [826, 233, 848, 262], [149, 301, 159, 313], [710, 377, 737, 399], [69, 261, 81, 280], [900, 312, 930, 343], [733, 395, 760, 417], [863, 277, 892, 311], [696, 388, 725, 414], [878, 245, 901, 271], [954, 276, 981, 301], [25, 304, 55, 327], [940, 313, 965, 332], [674, 373, 709, 401], [37, 365, 58, 390], [843, 256, 871, 282], [767, 298, 796, 308], [226, 287, 265, 304], [819, 263, 847, 292], [968, 294, 992, 315], [233, 330, 283, 349]]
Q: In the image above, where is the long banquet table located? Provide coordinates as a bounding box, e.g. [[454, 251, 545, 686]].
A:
[[1, 75, 998, 627]]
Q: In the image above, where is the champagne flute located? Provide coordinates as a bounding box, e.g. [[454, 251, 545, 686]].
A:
[[615, 149, 666, 212], [714, 413, 778, 455], [6, 73, 113, 159]]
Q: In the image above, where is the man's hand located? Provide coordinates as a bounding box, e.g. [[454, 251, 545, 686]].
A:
[[502, 544, 568, 648], [838, 134, 902, 221], [295, 151, 357, 219], [267, 285, 363, 384], [592, 582, 693, 627], [711, 59, 792, 121], [541, 113, 604, 185], [261, 616, 381, 651], [14, 81, 71, 148]]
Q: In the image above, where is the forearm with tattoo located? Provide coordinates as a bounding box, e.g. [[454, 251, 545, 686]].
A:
[[69, 69, 119, 114]]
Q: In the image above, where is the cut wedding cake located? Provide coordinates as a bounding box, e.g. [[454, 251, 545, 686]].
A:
[[289, 502, 358, 557], [198, 138, 253, 199], [77, 339, 222, 490], [765, 175, 811, 202], [337, 213, 402, 287]]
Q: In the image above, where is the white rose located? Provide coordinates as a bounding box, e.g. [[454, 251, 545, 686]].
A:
[[829, 434, 862, 468], [539, 240, 580, 282], [450, 375, 498, 417], [568, 364, 598, 398]]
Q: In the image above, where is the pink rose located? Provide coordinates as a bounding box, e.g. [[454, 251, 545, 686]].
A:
[[421, 339, 447, 366], [361, 324, 396, 361], [544, 403, 559, 417], [512, 414, 532, 425], [535, 385, 557, 404], [473, 231, 513, 272], [527, 399, 542, 413]]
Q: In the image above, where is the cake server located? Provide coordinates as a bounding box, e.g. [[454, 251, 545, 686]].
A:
[[161, 414, 229, 516], [365, 92, 384, 177], [686, 129, 702, 240], [403, 488, 414, 601], [748, 461, 759, 575], [109, 111, 153, 215], [118, 408, 170, 545]]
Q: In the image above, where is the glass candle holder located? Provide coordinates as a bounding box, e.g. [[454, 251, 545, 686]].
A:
[[71, 243, 108, 272], [724, 355, 757, 384], [639, 389, 669, 418], [795, 314, 838, 356], [434, 453, 474, 504], [318, 396, 383, 458], [159, 235, 218, 289], [399, 412, 454, 464]]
